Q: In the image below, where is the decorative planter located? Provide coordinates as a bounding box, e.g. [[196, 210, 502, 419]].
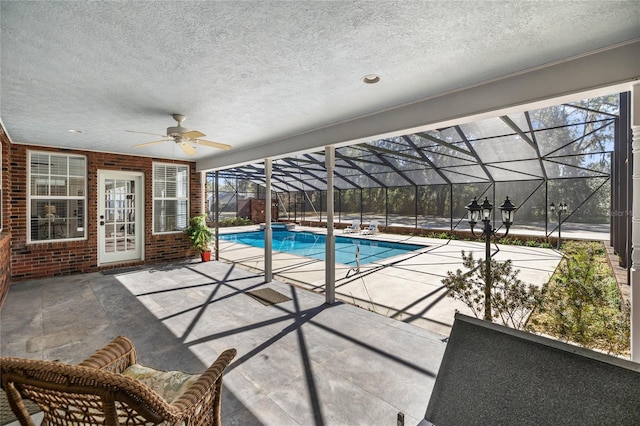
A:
[[200, 251, 212, 262]]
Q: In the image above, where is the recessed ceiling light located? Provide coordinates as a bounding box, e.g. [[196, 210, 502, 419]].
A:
[[69, 129, 84, 134], [362, 74, 381, 84]]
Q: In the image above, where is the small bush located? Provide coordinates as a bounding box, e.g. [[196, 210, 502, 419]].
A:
[[427, 231, 458, 240], [218, 217, 253, 227], [527, 241, 629, 355], [442, 251, 543, 330], [498, 237, 524, 246]]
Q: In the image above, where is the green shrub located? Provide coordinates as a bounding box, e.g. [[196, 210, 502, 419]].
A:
[[442, 251, 543, 330], [528, 241, 629, 355], [498, 237, 524, 246], [218, 217, 253, 227]]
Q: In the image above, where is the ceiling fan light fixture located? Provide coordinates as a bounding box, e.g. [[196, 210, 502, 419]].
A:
[[167, 126, 188, 137], [129, 113, 231, 154], [362, 74, 381, 84]]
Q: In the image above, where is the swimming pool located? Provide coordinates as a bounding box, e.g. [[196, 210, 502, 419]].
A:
[[219, 230, 425, 266]]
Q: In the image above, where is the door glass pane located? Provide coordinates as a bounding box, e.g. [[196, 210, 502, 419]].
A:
[[104, 178, 137, 254]]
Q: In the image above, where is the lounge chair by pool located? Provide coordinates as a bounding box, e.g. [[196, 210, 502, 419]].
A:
[[361, 220, 379, 235], [343, 219, 361, 233]]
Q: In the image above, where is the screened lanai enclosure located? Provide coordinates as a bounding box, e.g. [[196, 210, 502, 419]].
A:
[[205, 93, 631, 265]]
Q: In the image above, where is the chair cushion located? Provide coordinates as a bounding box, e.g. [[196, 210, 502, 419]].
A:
[[122, 364, 200, 404]]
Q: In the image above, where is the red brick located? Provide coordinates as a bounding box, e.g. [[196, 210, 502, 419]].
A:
[[1, 136, 202, 284]]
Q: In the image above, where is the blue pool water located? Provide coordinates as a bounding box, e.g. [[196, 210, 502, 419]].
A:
[[219, 230, 424, 266]]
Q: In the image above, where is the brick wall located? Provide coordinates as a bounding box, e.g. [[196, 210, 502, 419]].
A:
[[0, 126, 11, 304], [9, 143, 201, 280]]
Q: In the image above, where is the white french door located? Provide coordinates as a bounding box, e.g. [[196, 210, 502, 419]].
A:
[[98, 171, 144, 265]]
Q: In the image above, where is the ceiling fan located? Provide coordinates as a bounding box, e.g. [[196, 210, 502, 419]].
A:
[[126, 114, 231, 155]]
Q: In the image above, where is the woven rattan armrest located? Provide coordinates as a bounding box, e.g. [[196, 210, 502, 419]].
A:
[[1, 357, 178, 424], [171, 348, 237, 425], [1, 337, 237, 426], [78, 335, 137, 373]]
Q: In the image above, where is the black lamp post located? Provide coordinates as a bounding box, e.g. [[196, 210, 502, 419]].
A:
[[465, 196, 516, 321], [550, 202, 568, 249]]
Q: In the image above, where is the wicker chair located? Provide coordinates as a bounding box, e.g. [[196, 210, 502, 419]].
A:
[[0, 336, 236, 426]]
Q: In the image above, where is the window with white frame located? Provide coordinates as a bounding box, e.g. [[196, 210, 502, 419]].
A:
[[28, 152, 87, 242], [153, 163, 189, 233]]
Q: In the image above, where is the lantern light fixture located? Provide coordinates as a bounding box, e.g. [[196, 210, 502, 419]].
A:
[[465, 196, 516, 321]]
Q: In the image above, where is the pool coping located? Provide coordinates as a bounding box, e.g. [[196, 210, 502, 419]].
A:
[[218, 226, 431, 268]]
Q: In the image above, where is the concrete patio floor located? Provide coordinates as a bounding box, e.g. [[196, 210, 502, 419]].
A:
[[218, 226, 564, 336], [1, 261, 448, 425], [1, 228, 566, 425]]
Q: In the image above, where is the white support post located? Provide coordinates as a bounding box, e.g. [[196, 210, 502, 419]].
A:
[[214, 170, 219, 261], [264, 158, 273, 283], [631, 84, 640, 361], [325, 146, 336, 304], [201, 171, 207, 215]]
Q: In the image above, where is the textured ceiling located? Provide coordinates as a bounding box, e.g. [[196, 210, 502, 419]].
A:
[[2, 1, 640, 168]]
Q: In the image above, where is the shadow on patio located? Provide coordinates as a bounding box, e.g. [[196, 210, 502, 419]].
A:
[[0, 260, 447, 425]]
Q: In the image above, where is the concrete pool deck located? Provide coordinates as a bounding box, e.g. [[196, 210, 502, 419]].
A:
[[218, 225, 564, 336]]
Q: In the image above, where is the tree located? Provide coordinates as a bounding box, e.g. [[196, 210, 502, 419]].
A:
[[442, 251, 543, 330]]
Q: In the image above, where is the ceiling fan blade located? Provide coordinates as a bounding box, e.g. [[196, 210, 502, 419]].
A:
[[193, 139, 232, 150], [132, 139, 171, 148], [126, 130, 168, 138], [179, 141, 197, 155], [183, 130, 206, 139]]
